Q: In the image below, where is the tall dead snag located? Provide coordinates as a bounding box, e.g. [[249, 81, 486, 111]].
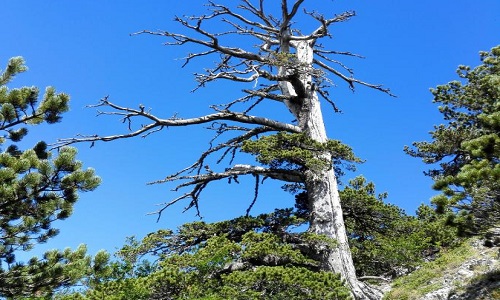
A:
[[58, 1, 393, 298]]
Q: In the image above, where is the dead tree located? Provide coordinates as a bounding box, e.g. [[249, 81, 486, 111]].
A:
[[58, 1, 393, 298]]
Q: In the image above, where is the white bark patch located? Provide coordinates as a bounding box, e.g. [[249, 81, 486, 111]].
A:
[[289, 40, 382, 300]]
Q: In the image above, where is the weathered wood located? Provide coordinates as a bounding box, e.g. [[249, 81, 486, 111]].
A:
[[280, 40, 382, 300]]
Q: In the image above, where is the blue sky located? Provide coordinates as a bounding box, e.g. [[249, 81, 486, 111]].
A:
[[2, 1, 500, 259]]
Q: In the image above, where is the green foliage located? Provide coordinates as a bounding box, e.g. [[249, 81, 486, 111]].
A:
[[0, 245, 112, 299], [0, 57, 101, 297], [56, 176, 463, 299], [61, 232, 350, 300], [268, 51, 301, 68], [218, 266, 351, 300], [0, 58, 69, 128], [405, 45, 500, 233], [56, 277, 151, 300], [0, 57, 27, 86], [336, 176, 459, 277], [239, 231, 317, 267], [54, 208, 346, 299], [241, 132, 361, 176]]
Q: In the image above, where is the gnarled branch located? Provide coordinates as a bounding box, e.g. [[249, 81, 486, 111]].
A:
[[59, 1, 394, 224], [150, 164, 303, 220], [54, 96, 301, 148]]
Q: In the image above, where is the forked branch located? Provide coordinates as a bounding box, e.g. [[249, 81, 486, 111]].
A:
[[150, 164, 303, 219], [54, 96, 301, 148]]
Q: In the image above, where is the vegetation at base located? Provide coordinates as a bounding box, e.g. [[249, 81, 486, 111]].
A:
[[383, 237, 500, 300], [0, 57, 101, 297], [55, 233, 351, 300], [50, 176, 461, 299], [385, 242, 474, 299], [461, 270, 500, 300]]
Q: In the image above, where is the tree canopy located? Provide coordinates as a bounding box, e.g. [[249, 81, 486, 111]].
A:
[[405, 45, 500, 234]]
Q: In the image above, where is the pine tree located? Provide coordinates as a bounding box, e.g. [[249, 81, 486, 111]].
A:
[[56, 2, 393, 298], [405, 46, 500, 234], [0, 57, 101, 297]]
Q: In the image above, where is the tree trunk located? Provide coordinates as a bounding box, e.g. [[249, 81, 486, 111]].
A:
[[280, 40, 382, 300]]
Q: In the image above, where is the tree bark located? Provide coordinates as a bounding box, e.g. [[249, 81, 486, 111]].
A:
[[281, 40, 382, 300]]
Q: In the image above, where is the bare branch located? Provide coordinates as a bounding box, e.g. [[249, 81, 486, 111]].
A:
[[242, 88, 291, 102], [238, 0, 277, 29], [150, 164, 303, 220], [209, 1, 278, 33], [246, 174, 260, 216], [282, 0, 305, 27], [164, 126, 275, 179], [158, 164, 303, 186], [218, 17, 277, 44], [316, 88, 341, 113], [313, 59, 396, 96], [194, 64, 260, 85], [314, 48, 365, 59], [54, 97, 301, 148], [304, 10, 356, 41], [180, 49, 218, 68], [315, 51, 355, 76], [216, 84, 282, 112], [132, 23, 265, 63], [65, 1, 394, 227]]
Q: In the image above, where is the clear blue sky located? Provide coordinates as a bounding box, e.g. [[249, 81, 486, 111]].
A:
[[2, 1, 499, 260]]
